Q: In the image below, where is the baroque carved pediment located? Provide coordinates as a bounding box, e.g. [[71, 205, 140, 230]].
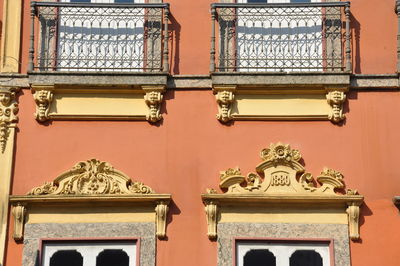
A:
[[28, 159, 154, 196], [203, 143, 363, 241], [10, 159, 171, 241], [214, 143, 356, 196]]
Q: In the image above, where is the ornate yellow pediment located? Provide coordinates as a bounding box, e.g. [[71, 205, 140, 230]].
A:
[[10, 159, 171, 241], [202, 143, 363, 241], [28, 159, 154, 196]]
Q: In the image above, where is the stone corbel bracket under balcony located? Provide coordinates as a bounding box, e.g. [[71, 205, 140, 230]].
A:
[[9, 158, 172, 241], [212, 72, 350, 124], [28, 72, 168, 123]]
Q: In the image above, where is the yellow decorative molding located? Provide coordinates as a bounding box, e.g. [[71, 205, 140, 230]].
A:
[[0, 87, 18, 152], [10, 159, 172, 240], [326, 90, 346, 123], [155, 201, 169, 239], [212, 86, 348, 124], [219, 207, 348, 224], [0, 0, 22, 72], [33, 88, 53, 122], [31, 85, 166, 122], [0, 86, 18, 265], [204, 200, 218, 240], [29, 159, 154, 196], [11, 204, 25, 242], [202, 143, 363, 241], [27, 206, 155, 224], [347, 202, 361, 240], [143, 86, 166, 123], [214, 86, 236, 122]]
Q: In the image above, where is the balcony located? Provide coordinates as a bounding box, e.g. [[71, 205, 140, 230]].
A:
[[210, 2, 352, 124], [30, 1, 169, 73], [210, 2, 351, 73], [28, 1, 170, 123]]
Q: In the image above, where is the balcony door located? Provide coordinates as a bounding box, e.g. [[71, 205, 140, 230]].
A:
[[236, 0, 323, 72], [57, 0, 145, 71]]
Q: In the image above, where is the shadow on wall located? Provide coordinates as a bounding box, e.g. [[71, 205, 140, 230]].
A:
[[164, 199, 181, 241], [355, 202, 373, 244], [351, 13, 361, 74], [169, 14, 181, 75]]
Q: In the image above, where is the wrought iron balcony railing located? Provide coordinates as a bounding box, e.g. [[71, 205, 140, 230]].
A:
[[210, 2, 351, 73], [29, 1, 169, 72]]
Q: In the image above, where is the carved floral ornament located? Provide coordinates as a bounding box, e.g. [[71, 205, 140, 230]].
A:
[[10, 159, 171, 241], [202, 143, 363, 241], [0, 86, 19, 153]]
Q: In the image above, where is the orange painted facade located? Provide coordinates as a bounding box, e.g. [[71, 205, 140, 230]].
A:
[[1, 0, 400, 266]]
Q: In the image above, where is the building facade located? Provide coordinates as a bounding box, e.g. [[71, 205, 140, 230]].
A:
[[0, 0, 399, 265]]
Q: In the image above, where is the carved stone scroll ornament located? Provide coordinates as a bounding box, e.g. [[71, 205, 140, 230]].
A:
[[203, 142, 364, 241], [33, 89, 53, 122], [215, 90, 235, 122], [11, 204, 26, 241], [28, 159, 154, 196], [144, 90, 164, 123], [0, 87, 18, 153], [155, 201, 169, 239], [347, 202, 361, 240], [204, 201, 218, 240], [326, 90, 346, 123]]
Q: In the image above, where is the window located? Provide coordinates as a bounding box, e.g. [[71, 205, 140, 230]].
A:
[[236, 241, 331, 266], [41, 240, 137, 266]]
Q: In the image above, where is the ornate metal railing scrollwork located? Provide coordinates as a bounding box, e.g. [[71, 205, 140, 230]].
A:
[[210, 2, 351, 73], [29, 1, 169, 72]]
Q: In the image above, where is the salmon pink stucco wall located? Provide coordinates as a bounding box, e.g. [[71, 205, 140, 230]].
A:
[[4, 89, 400, 266], [350, 0, 397, 74], [18, 0, 398, 74]]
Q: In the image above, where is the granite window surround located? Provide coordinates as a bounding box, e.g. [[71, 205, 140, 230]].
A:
[[217, 223, 351, 266], [22, 223, 155, 266]]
